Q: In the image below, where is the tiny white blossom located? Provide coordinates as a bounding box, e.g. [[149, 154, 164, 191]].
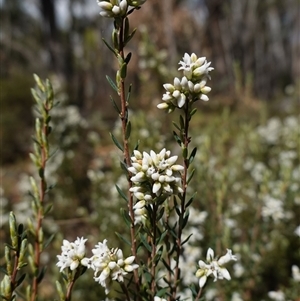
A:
[[129, 148, 184, 203], [195, 248, 237, 288], [268, 290, 285, 301], [158, 53, 213, 112], [154, 297, 167, 301], [292, 265, 300, 282], [56, 237, 87, 272], [81, 240, 138, 294], [97, 0, 128, 17]]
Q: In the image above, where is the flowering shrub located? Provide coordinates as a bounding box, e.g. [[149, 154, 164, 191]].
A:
[[1, 1, 299, 301]]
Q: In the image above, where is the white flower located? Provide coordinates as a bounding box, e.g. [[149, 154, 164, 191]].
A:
[[128, 149, 184, 202], [178, 53, 214, 80], [294, 225, 300, 237], [128, 0, 147, 6], [268, 290, 285, 301], [132, 200, 147, 225], [292, 265, 300, 282], [56, 237, 87, 272], [154, 297, 167, 301], [82, 239, 138, 294], [158, 53, 213, 112], [97, 0, 128, 17], [195, 248, 237, 288]]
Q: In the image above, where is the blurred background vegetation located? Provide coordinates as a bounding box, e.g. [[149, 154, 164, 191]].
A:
[[0, 0, 299, 300]]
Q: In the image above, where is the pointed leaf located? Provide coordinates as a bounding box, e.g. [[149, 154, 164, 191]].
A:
[[106, 75, 118, 92], [173, 131, 182, 146], [115, 232, 131, 246], [109, 96, 121, 113], [125, 121, 131, 139], [115, 184, 128, 202], [110, 133, 123, 151], [187, 168, 196, 185], [102, 38, 117, 55], [188, 147, 197, 165], [16, 273, 26, 287], [120, 208, 131, 227], [44, 233, 55, 249]]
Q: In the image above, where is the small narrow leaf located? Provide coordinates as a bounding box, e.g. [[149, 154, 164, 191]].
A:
[[181, 233, 193, 245], [173, 131, 182, 146], [44, 233, 55, 249], [120, 63, 127, 79], [125, 121, 131, 140], [179, 115, 185, 129], [127, 84, 132, 103], [172, 121, 181, 131], [102, 38, 117, 55], [140, 234, 152, 252], [109, 96, 121, 113], [124, 28, 137, 45], [16, 273, 26, 287], [110, 133, 124, 151], [188, 147, 197, 164], [37, 266, 47, 284], [115, 232, 131, 246], [124, 52, 132, 64], [106, 75, 118, 92], [115, 185, 128, 202], [120, 208, 131, 227], [190, 107, 197, 117], [187, 168, 196, 185]]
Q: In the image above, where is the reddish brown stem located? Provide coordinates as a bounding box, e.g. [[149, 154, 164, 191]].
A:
[[172, 103, 191, 300], [30, 122, 48, 301], [117, 17, 140, 293]]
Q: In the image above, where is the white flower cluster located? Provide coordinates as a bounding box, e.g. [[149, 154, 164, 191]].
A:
[[196, 248, 237, 288], [96, 0, 147, 18], [158, 53, 213, 112], [128, 149, 184, 224], [81, 239, 138, 294], [56, 237, 87, 272]]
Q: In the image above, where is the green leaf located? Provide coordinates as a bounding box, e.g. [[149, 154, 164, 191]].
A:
[[16, 273, 26, 287], [124, 28, 137, 45], [186, 192, 196, 208], [127, 84, 132, 103], [120, 62, 127, 79], [44, 203, 53, 215], [106, 75, 119, 93], [44, 233, 55, 249], [119, 160, 129, 174], [102, 38, 117, 55], [156, 230, 168, 245], [172, 121, 181, 131], [120, 208, 131, 227], [125, 121, 131, 139], [37, 266, 47, 284], [173, 131, 182, 146], [187, 168, 196, 185], [115, 185, 128, 202], [190, 107, 197, 117], [188, 147, 197, 165], [140, 234, 152, 252], [181, 233, 193, 246], [124, 52, 132, 64], [115, 232, 131, 246], [162, 259, 174, 274], [179, 114, 185, 129], [109, 96, 121, 113], [124, 17, 130, 41], [110, 133, 124, 151]]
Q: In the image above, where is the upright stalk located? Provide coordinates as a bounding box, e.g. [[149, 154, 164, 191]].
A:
[[172, 103, 191, 300], [116, 16, 140, 291]]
